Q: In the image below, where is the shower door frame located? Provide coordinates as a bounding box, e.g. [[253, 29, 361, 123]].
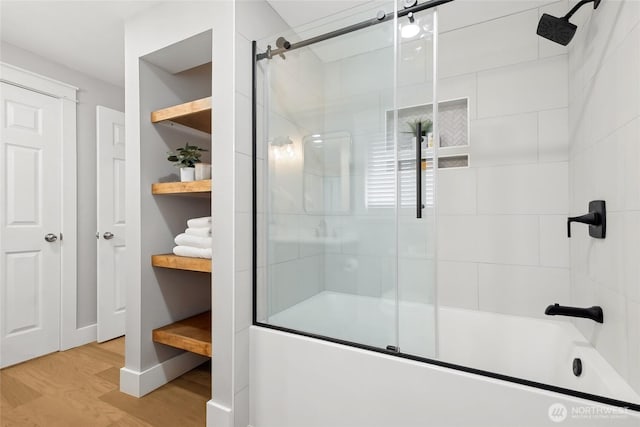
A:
[[249, 0, 640, 414]]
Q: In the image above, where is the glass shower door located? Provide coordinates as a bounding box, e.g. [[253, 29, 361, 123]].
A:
[[257, 1, 400, 351], [395, 7, 438, 359], [255, 1, 437, 356]]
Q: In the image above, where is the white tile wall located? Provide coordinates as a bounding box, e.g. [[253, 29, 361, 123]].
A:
[[235, 270, 252, 332], [539, 215, 569, 268], [593, 132, 625, 212], [437, 168, 477, 215], [623, 212, 640, 303], [477, 163, 568, 215], [235, 152, 252, 214], [439, 215, 540, 265], [568, 0, 640, 395], [538, 108, 569, 162], [235, 93, 252, 157], [439, 9, 538, 79], [477, 55, 568, 118], [622, 119, 640, 211], [235, 34, 253, 100], [233, 386, 250, 427], [437, 261, 479, 309], [470, 112, 538, 167], [628, 300, 640, 392], [234, 328, 250, 390], [582, 211, 624, 296], [478, 264, 570, 318], [234, 213, 252, 273], [592, 286, 629, 381]]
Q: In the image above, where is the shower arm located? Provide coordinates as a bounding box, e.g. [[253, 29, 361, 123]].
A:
[[563, 0, 601, 20]]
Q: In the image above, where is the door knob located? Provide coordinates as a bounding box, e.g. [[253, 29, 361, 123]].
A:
[[103, 232, 115, 240], [44, 233, 58, 242]]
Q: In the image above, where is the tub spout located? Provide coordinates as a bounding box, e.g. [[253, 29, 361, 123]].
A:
[[545, 303, 603, 323]]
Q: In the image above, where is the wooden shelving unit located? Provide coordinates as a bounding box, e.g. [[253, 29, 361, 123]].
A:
[[151, 96, 211, 133], [150, 96, 213, 360], [151, 254, 211, 273], [152, 311, 212, 357], [151, 179, 211, 197]]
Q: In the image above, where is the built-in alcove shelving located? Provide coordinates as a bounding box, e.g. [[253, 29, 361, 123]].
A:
[[151, 254, 212, 273], [150, 96, 212, 134], [150, 95, 213, 358], [152, 311, 212, 357], [151, 179, 212, 197]]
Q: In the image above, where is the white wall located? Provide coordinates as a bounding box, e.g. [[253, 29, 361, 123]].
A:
[[435, 1, 571, 320], [0, 41, 125, 329], [121, 1, 228, 406], [567, 0, 640, 395], [234, 1, 297, 425]]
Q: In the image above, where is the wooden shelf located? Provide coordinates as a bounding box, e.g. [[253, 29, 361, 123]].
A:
[[151, 254, 211, 273], [151, 97, 211, 133], [152, 311, 211, 357], [152, 179, 211, 197]]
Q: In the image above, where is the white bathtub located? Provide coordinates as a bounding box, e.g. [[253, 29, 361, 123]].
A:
[[256, 290, 640, 426]]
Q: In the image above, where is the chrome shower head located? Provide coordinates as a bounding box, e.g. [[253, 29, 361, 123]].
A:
[[536, 0, 601, 46]]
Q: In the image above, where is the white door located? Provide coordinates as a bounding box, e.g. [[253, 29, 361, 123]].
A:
[[0, 82, 62, 368], [96, 106, 126, 342]]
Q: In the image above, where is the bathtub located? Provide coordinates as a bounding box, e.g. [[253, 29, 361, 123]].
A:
[[252, 291, 640, 427]]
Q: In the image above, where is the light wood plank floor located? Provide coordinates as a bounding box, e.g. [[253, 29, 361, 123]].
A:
[[0, 338, 211, 427]]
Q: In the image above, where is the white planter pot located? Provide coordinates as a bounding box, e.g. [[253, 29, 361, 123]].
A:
[[195, 163, 212, 180], [180, 167, 195, 182]]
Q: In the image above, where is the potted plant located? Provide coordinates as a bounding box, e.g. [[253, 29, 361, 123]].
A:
[[167, 143, 207, 182], [406, 117, 433, 136], [404, 117, 433, 148]]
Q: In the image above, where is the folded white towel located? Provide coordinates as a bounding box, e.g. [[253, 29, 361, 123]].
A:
[[174, 233, 212, 249], [187, 216, 212, 228], [173, 245, 212, 259], [185, 227, 211, 237]]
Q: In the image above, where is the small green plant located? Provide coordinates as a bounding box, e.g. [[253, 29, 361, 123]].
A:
[[405, 118, 433, 136], [167, 143, 207, 168]]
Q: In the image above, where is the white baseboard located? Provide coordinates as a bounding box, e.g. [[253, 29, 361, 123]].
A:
[[60, 323, 96, 351], [120, 351, 208, 397], [207, 400, 232, 427]]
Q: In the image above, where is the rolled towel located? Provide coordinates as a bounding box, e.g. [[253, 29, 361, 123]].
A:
[[185, 227, 211, 237], [173, 245, 212, 259], [174, 233, 212, 249], [187, 216, 211, 228]]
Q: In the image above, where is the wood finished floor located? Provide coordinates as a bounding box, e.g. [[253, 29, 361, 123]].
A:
[[0, 338, 211, 427]]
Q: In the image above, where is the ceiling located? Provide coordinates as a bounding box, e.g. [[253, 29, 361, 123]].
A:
[[0, 1, 161, 87], [0, 0, 376, 87]]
